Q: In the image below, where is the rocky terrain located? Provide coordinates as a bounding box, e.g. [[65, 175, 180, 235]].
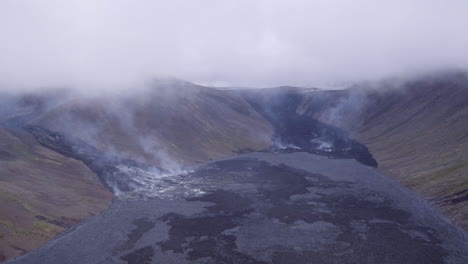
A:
[[6, 153, 468, 264], [0, 81, 273, 261], [1, 73, 468, 262]]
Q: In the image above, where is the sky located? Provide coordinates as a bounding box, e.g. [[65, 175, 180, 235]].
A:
[[1, 0, 468, 90]]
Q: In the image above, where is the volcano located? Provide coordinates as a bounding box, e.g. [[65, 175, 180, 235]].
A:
[[1, 75, 468, 263]]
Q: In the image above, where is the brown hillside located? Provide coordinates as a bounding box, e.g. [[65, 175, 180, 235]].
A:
[[298, 73, 468, 229], [0, 128, 112, 261], [32, 81, 273, 168]]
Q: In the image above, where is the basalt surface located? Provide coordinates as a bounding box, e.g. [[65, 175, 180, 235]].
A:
[[7, 152, 468, 264], [237, 87, 377, 167]]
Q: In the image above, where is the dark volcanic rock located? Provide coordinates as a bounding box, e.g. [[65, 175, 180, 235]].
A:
[[238, 89, 378, 167], [120, 246, 154, 264], [23, 125, 168, 194], [0, 150, 15, 161], [7, 153, 468, 264]]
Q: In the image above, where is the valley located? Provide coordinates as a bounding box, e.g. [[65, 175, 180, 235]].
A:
[[1, 75, 468, 263]]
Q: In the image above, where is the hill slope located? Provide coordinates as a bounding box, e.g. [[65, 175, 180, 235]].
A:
[[0, 81, 274, 261], [296, 73, 468, 229], [0, 128, 112, 261], [352, 74, 468, 229], [27, 81, 273, 168]]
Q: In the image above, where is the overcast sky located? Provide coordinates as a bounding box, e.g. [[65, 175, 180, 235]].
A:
[[1, 0, 468, 90]]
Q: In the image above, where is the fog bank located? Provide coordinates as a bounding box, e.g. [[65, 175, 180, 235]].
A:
[[1, 0, 468, 91]]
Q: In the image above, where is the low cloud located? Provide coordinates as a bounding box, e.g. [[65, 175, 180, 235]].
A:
[[1, 0, 468, 91]]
